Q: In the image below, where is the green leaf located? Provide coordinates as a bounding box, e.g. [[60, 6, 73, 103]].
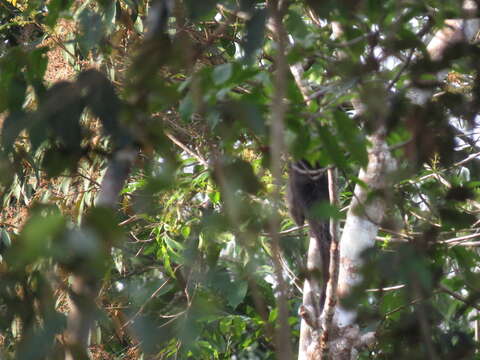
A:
[[179, 93, 194, 122], [164, 236, 184, 251], [78, 8, 104, 54], [184, 0, 218, 20], [45, 0, 73, 27], [1, 228, 11, 248], [213, 63, 233, 85], [215, 158, 262, 195], [9, 211, 66, 267], [207, 267, 248, 308], [6, 76, 27, 111], [26, 48, 48, 98], [390, 27, 423, 51], [159, 244, 175, 277], [366, 0, 384, 22], [227, 280, 248, 309], [208, 191, 221, 204], [218, 99, 266, 135], [181, 226, 191, 238], [101, 0, 117, 33], [333, 110, 368, 167], [244, 8, 266, 63], [285, 10, 309, 39], [268, 307, 278, 322], [26, 47, 48, 84], [439, 208, 476, 230], [220, 38, 236, 57], [317, 124, 347, 168], [310, 202, 342, 220], [84, 207, 123, 244]]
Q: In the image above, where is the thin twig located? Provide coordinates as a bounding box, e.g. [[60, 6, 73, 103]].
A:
[[441, 232, 480, 244], [266, 1, 294, 359], [261, 224, 307, 236], [439, 284, 480, 312], [75, 170, 102, 188], [453, 151, 480, 167], [387, 18, 433, 90], [164, 131, 209, 168], [121, 279, 170, 329], [319, 168, 340, 359], [454, 241, 480, 246], [280, 254, 303, 293], [375, 236, 409, 243], [118, 215, 139, 227], [378, 227, 414, 239], [366, 284, 405, 292], [383, 297, 424, 318]]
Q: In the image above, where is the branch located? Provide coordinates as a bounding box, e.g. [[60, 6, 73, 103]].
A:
[[164, 130, 209, 168], [337, 130, 396, 325], [439, 284, 480, 312], [96, 147, 138, 207], [266, 1, 294, 359], [442, 232, 480, 245], [319, 168, 340, 358]]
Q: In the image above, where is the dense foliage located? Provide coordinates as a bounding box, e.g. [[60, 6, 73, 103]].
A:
[[1, 0, 480, 359]]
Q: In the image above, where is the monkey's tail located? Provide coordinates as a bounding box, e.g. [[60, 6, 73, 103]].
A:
[[309, 218, 331, 311]]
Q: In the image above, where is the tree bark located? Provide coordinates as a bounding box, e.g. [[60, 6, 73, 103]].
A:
[[297, 1, 480, 358]]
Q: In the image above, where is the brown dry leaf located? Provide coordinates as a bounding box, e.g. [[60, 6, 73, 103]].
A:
[[42, 19, 78, 83]]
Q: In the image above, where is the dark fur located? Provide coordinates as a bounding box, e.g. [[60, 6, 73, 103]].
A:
[[287, 160, 331, 308]]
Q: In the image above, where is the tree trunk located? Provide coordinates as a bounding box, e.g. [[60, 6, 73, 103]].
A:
[[297, 1, 480, 358]]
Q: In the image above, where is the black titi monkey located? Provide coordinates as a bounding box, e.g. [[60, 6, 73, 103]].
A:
[[287, 160, 331, 308]]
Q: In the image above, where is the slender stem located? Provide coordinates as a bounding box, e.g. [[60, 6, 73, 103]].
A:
[[319, 168, 340, 359], [267, 1, 294, 359]]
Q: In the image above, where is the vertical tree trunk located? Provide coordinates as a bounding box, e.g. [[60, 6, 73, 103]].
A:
[[298, 238, 324, 359], [297, 1, 480, 358]]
